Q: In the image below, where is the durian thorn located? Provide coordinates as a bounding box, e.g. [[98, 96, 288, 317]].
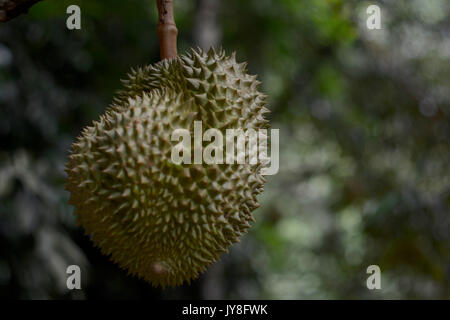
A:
[[151, 261, 169, 275]]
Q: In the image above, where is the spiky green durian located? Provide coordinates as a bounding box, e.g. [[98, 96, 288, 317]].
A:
[[66, 47, 270, 287]]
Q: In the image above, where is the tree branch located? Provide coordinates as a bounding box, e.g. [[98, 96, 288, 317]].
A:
[[0, 0, 42, 23], [156, 0, 178, 60]]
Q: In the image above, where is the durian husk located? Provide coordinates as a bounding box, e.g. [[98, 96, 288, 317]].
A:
[[66, 47, 270, 287]]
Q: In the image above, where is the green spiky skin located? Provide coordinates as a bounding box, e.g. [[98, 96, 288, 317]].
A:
[[66, 48, 270, 287]]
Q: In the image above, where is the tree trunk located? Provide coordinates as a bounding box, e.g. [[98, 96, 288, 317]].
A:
[[193, 0, 221, 50]]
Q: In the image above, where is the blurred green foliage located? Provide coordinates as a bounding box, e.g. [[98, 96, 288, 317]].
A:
[[0, 0, 448, 299]]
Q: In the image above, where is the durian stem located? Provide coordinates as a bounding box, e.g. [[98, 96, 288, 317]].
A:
[[156, 0, 178, 60]]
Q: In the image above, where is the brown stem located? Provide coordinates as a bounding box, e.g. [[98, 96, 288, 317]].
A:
[[156, 0, 178, 60]]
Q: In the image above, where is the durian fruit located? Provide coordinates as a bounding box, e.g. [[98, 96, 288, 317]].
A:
[[66, 47, 270, 287]]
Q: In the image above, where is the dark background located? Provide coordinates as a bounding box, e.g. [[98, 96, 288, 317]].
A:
[[0, 0, 449, 299]]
